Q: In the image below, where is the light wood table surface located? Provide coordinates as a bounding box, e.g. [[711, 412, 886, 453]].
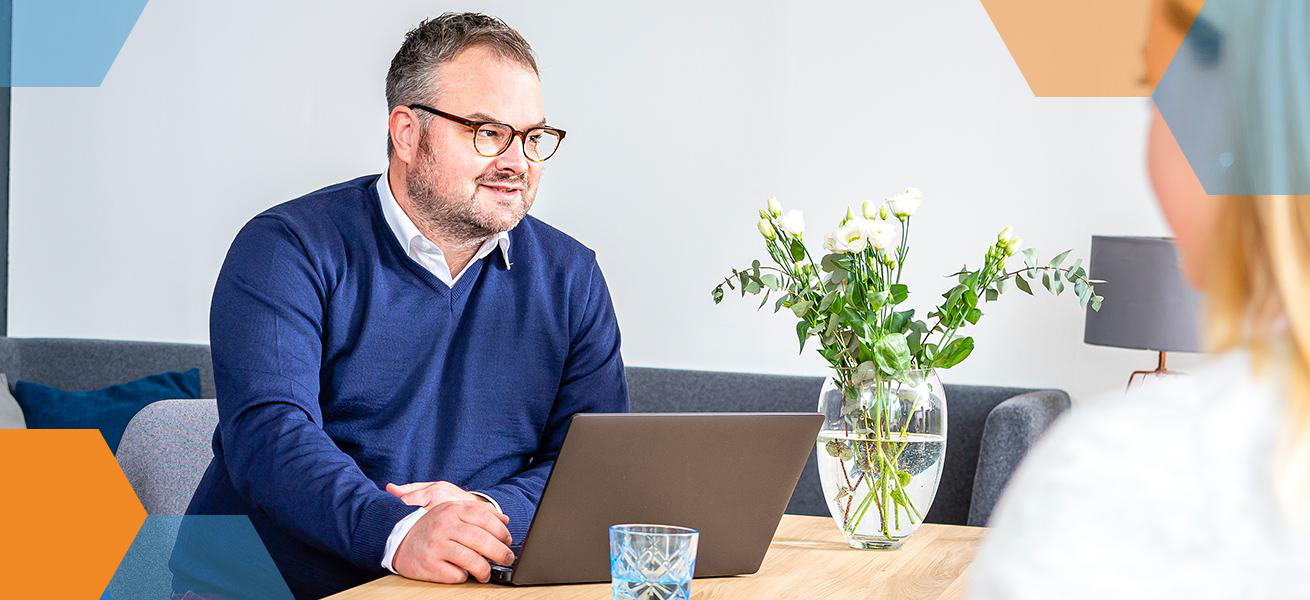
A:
[[328, 515, 985, 599]]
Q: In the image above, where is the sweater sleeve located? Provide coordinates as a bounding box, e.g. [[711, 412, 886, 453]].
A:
[[210, 215, 416, 571], [474, 256, 629, 548]]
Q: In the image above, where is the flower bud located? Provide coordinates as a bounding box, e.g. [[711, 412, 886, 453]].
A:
[[997, 226, 1013, 244], [880, 204, 889, 220], [862, 198, 879, 220], [757, 219, 776, 241], [767, 196, 783, 217], [1005, 236, 1023, 256], [843, 206, 856, 225], [759, 209, 770, 220]]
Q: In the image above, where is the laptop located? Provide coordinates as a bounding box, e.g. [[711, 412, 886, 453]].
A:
[[490, 412, 824, 586]]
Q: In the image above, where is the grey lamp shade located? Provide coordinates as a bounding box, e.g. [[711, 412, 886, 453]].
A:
[[1083, 235, 1203, 353]]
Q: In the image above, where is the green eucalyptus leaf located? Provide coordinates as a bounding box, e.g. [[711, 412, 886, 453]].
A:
[[1022, 248, 1038, 269], [1048, 249, 1071, 269], [1079, 284, 1093, 309], [712, 286, 724, 304], [796, 320, 810, 353], [821, 254, 840, 273], [758, 289, 772, 310], [761, 274, 780, 290], [1014, 275, 1033, 295], [985, 288, 999, 302], [790, 299, 814, 318], [819, 289, 839, 312]]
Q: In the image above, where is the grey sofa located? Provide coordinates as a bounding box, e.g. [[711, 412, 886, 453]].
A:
[[1, 336, 1070, 527]]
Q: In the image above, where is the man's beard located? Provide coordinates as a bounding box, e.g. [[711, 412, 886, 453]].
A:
[[405, 133, 534, 242]]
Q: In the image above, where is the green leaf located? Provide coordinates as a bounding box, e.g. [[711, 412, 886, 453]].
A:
[[932, 336, 975, 369], [874, 332, 912, 375], [1022, 248, 1038, 269], [796, 321, 810, 353], [751, 259, 762, 280], [774, 294, 790, 313], [1048, 249, 1071, 269], [1078, 284, 1093, 309], [1014, 275, 1033, 295], [869, 290, 890, 310], [1066, 259, 1083, 282], [996, 278, 1008, 294], [1041, 272, 1053, 294], [745, 279, 762, 294], [890, 284, 909, 304], [761, 274, 780, 290], [1090, 294, 1104, 312], [758, 289, 772, 310], [965, 307, 983, 325], [790, 299, 814, 318], [712, 286, 724, 304], [821, 254, 840, 273], [819, 289, 839, 312], [790, 240, 806, 261], [886, 309, 914, 334], [985, 288, 999, 302]]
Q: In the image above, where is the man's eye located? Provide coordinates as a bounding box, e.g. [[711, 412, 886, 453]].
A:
[[477, 129, 501, 138]]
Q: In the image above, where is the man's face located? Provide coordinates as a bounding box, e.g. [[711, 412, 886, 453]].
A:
[[404, 45, 545, 240]]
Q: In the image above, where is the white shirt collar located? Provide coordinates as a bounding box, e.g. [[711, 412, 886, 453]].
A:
[[377, 167, 512, 286]]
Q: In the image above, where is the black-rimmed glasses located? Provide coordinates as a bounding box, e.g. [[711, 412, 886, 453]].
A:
[[408, 104, 566, 162]]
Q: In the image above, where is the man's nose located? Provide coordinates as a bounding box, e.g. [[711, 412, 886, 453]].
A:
[[492, 134, 531, 174]]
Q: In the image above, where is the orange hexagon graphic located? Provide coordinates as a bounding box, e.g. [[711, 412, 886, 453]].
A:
[[981, 0, 1204, 97], [0, 430, 146, 598]]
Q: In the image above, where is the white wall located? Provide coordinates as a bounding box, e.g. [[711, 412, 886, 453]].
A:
[[9, 0, 1198, 402]]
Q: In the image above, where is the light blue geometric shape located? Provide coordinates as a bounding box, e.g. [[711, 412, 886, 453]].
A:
[[5, 0, 150, 87], [109, 515, 293, 600], [1153, 0, 1310, 195]]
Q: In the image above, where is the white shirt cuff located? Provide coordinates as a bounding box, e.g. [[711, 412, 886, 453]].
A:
[[381, 507, 427, 574], [470, 491, 503, 514]]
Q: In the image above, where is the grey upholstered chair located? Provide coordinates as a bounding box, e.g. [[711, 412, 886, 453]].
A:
[[116, 399, 219, 514], [0, 336, 1068, 526]]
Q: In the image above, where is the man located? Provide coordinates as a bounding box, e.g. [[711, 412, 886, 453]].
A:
[[170, 13, 628, 599]]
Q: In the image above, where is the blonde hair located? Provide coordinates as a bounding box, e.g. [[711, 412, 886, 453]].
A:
[[1206, 197, 1310, 412]]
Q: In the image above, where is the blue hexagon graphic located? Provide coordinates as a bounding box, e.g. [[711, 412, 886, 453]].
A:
[[108, 515, 293, 600], [1153, 0, 1310, 196], [5, 0, 150, 87]]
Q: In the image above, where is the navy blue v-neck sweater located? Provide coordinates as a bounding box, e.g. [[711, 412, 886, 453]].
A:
[[172, 174, 628, 599]]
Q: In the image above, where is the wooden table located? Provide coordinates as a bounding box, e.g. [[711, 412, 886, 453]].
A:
[[329, 515, 985, 599]]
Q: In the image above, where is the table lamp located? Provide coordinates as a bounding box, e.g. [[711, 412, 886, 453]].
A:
[[1083, 235, 1204, 389]]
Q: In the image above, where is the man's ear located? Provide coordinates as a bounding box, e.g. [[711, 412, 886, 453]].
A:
[[388, 106, 422, 164]]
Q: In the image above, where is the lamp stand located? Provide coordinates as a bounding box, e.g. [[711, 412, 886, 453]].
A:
[[1126, 351, 1186, 391]]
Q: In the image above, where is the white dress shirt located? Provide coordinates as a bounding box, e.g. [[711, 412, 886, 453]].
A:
[[375, 167, 509, 573]]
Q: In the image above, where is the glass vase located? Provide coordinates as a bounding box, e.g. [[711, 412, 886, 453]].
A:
[[816, 369, 947, 549]]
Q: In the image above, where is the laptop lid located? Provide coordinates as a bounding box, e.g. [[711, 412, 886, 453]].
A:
[[508, 412, 823, 585]]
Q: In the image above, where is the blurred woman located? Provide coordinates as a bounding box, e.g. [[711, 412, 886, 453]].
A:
[[969, 0, 1310, 597]]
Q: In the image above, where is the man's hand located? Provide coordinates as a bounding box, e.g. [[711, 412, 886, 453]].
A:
[[391, 500, 515, 584], [386, 481, 485, 510]]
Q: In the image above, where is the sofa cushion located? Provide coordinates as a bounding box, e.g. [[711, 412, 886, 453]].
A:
[[0, 374, 25, 428], [13, 368, 202, 452]]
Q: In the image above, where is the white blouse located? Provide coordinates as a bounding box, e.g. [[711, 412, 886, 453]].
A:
[[969, 349, 1310, 599]]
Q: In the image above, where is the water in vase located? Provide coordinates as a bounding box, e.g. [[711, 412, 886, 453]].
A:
[[816, 431, 945, 548]]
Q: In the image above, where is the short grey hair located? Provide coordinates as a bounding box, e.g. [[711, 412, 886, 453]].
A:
[[385, 12, 539, 158]]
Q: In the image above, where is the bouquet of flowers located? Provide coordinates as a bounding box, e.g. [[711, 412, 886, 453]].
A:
[[712, 189, 1102, 542]]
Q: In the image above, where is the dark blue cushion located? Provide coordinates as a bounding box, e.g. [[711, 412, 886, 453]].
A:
[[12, 368, 202, 453]]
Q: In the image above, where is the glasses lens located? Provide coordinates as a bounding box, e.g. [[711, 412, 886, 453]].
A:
[[474, 123, 513, 157], [525, 129, 562, 161]]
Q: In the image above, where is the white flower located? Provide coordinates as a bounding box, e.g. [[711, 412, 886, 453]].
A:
[[887, 187, 923, 219], [827, 221, 869, 254], [777, 210, 805, 239], [998, 226, 1014, 243], [757, 219, 776, 241], [863, 218, 901, 252], [1006, 236, 1023, 256], [767, 196, 783, 217]]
